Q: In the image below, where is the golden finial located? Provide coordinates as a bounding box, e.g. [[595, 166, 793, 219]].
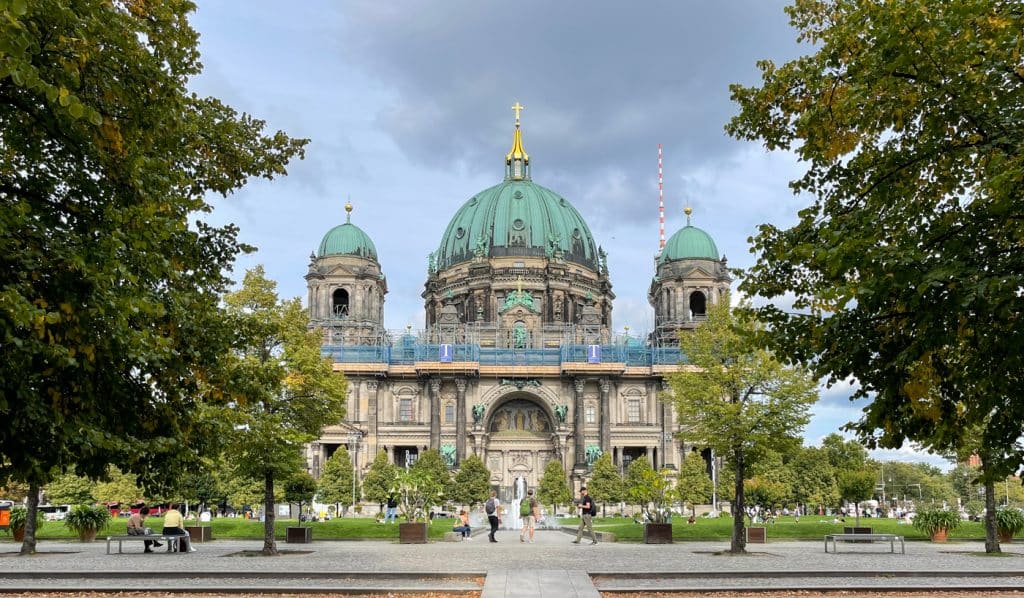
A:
[[684, 205, 692, 226], [345, 200, 353, 223], [512, 101, 524, 126]]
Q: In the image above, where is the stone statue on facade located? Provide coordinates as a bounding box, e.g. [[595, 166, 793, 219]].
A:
[[472, 404, 485, 424], [554, 404, 568, 424]]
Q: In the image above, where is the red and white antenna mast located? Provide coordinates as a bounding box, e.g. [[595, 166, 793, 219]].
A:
[[658, 144, 665, 250]]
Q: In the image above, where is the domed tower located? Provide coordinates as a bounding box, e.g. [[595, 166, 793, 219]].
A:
[[423, 104, 613, 345], [307, 202, 387, 345], [648, 207, 731, 345]]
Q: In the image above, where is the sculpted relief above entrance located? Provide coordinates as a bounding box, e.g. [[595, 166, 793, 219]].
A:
[[488, 399, 552, 434]]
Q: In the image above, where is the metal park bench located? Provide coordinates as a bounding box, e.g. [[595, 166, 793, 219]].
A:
[[105, 532, 192, 554], [824, 533, 905, 554]]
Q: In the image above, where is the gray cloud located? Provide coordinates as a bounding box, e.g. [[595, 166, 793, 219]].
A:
[[337, 0, 801, 226]]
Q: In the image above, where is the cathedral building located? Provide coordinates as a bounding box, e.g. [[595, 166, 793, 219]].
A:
[[303, 107, 731, 498]]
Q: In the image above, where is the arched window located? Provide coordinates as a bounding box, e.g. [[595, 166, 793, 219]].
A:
[[332, 288, 349, 317], [689, 290, 707, 319]]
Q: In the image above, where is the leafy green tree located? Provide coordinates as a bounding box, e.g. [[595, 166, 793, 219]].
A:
[[391, 450, 448, 522], [0, 0, 306, 554], [838, 469, 877, 527], [537, 460, 572, 515], [789, 447, 839, 512], [284, 472, 318, 525], [727, 0, 1024, 555], [361, 451, 397, 511], [744, 476, 790, 512], [177, 469, 223, 514], [92, 466, 143, 507], [449, 455, 491, 508], [820, 434, 869, 473], [587, 453, 624, 517], [220, 266, 347, 555], [677, 455, 714, 517], [219, 471, 274, 512], [624, 457, 677, 523], [948, 464, 981, 507], [669, 300, 819, 553], [411, 449, 452, 509], [318, 447, 356, 513], [44, 473, 94, 505]]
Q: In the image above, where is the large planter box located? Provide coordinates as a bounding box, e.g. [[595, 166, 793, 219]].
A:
[[185, 526, 213, 543], [643, 523, 673, 544], [286, 526, 313, 543], [398, 522, 429, 544], [746, 526, 766, 543], [930, 528, 949, 543]]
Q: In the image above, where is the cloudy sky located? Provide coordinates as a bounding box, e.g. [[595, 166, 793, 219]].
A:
[[188, 0, 947, 469]]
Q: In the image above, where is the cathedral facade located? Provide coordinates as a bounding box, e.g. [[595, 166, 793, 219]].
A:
[[303, 109, 731, 498]]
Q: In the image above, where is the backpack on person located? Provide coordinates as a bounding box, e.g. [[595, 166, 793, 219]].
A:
[[519, 498, 532, 517], [485, 498, 496, 515]]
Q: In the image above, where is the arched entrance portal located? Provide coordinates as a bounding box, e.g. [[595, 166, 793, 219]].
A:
[[483, 394, 557, 500]]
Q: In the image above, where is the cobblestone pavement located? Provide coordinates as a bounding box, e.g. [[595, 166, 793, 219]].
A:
[[1, 530, 1022, 595]]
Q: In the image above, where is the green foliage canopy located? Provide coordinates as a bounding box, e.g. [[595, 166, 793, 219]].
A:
[[219, 266, 347, 554], [449, 454, 491, 508], [669, 301, 818, 552], [728, 0, 1024, 483], [0, 0, 306, 553], [360, 451, 397, 508], [537, 459, 572, 513], [587, 453, 624, 509], [317, 447, 356, 509]]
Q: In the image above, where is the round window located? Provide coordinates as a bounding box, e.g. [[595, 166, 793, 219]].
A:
[[512, 218, 525, 230], [513, 190, 523, 199], [455, 227, 465, 239]]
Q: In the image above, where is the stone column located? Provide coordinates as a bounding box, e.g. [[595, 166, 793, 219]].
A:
[[660, 380, 673, 469], [366, 379, 379, 458], [455, 377, 467, 464], [599, 378, 611, 454], [429, 377, 441, 450], [352, 379, 361, 422], [573, 378, 587, 469]]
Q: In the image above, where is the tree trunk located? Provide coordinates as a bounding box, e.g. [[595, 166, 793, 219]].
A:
[[983, 471, 1000, 553], [730, 449, 746, 553], [262, 473, 278, 555], [20, 482, 40, 555], [853, 497, 860, 527]]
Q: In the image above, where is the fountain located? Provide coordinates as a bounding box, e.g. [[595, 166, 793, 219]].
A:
[[506, 476, 526, 530]]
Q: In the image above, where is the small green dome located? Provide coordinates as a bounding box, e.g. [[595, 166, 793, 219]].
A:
[[436, 179, 598, 270], [317, 221, 378, 260], [659, 225, 719, 263]]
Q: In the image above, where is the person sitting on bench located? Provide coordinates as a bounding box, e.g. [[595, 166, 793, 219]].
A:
[[128, 506, 161, 553], [161, 504, 193, 552]]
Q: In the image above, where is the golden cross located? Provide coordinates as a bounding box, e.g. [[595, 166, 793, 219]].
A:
[[511, 101, 524, 125]]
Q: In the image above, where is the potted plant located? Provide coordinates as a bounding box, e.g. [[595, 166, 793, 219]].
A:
[[912, 508, 961, 542], [392, 466, 444, 544], [626, 458, 677, 544], [9, 507, 44, 542], [284, 473, 318, 543], [65, 504, 111, 542], [995, 508, 1024, 543]]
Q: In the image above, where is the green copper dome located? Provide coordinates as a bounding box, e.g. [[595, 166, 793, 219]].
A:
[[436, 179, 598, 270], [317, 204, 378, 260], [659, 225, 719, 263]]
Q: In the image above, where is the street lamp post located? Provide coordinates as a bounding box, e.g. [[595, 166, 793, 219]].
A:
[[348, 432, 362, 515]]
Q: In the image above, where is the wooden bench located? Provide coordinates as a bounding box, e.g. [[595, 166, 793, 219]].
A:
[[105, 533, 192, 554], [824, 533, 904, 554]]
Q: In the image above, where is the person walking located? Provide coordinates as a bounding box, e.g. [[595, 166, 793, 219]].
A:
[[385, 494, 399, 524], [520, 489, 538, 543], [484, 490, 501, 543], [572, 487, 597, 545]]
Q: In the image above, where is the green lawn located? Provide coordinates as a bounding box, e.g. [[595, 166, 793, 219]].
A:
[[12, 516, 461, 541], [574, 515, 987, 542], [7, 514, 988, 543]]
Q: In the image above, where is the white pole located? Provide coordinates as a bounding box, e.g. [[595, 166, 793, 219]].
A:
[[710, 448, 718, 517]]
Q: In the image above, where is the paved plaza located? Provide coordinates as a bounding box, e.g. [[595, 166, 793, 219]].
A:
[[2, 529, 1023, 596]]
